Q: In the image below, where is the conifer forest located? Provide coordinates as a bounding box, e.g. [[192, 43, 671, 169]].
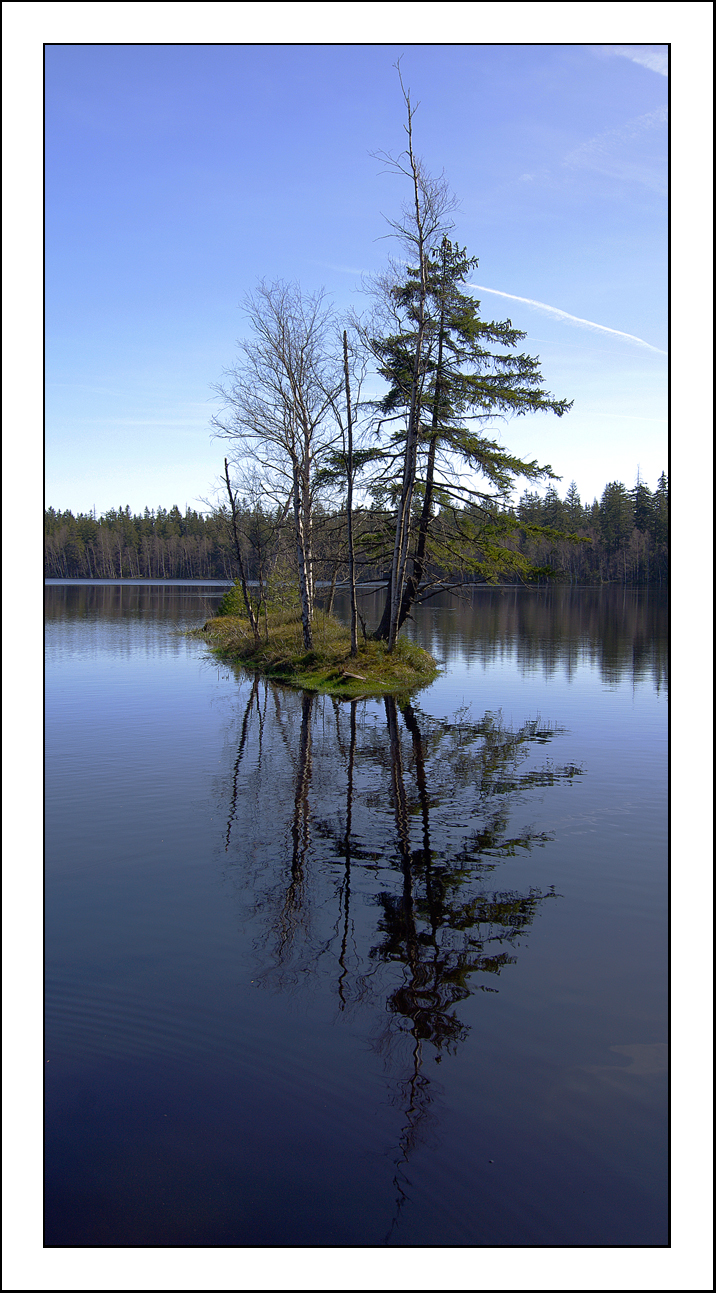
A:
[[45, 471, 668, 588]]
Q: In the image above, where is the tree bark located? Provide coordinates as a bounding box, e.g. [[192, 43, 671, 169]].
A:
[[223, 459, 260, 640], [343, 331, 359, 656], [377, 268, 446, 639], [293, 459, 314, 649]]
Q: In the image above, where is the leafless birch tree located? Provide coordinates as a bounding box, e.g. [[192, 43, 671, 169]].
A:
[[212, 280, 341, 649]]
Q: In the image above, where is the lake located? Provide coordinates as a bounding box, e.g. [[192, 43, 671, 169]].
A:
[[44, 581, 668, 1247]]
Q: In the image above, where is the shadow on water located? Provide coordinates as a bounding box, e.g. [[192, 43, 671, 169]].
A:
[[217, 672, 583, 1244]]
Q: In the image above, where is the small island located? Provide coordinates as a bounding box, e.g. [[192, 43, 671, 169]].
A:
[[198, 604, 439, 699]]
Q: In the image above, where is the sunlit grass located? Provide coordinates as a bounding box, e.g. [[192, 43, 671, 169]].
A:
[[196, 609, 440, 698]]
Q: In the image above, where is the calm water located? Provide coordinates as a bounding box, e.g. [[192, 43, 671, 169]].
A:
[[45, 582, 668, 1247]]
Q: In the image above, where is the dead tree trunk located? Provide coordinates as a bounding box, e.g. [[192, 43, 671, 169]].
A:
[[223, 458, 260, 640], [343, 330, 359, 656]]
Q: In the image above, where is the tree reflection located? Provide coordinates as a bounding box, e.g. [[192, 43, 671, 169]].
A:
[[335, 700, 358, 1010], [370, 699, 566, 1043], [279, 690, 315, 958], [218, 676, 582, 1240], [373, 697, 570, 1237], [225, 675, 261, 850]]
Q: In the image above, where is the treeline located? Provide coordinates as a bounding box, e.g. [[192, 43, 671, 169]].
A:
[[45, 472, 668, 586], [44, 505, 237, 580], [514, 473, 669, 586]]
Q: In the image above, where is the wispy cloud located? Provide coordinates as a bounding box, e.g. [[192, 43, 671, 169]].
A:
[[596, 45, 668, 77], [566, 105, 668, 158], [563, 105, 668, 192], [467, 284, 667, 355]]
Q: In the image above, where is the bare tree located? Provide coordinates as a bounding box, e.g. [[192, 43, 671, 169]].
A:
[[342, 331, 359, 655], [212, 279, 341, 649], [315, 326, 371, 655], [222, 457, 261, 639]]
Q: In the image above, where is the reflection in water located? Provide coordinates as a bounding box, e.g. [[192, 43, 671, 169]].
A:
[[280, 690, 314, 959], [44, 584, 667, 1245], [218, 676, 583, 1242], [331, 585, 668, 692], [225, 675, 261, 850], [46, 582, 668, 691], [44, 580, 228, 623], [336, 699, 358, 1010]]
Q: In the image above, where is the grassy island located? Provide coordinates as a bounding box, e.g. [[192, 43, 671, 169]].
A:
[[197, 608, 440, 699]]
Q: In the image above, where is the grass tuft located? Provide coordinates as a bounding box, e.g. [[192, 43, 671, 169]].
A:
[[195, 609, 440, 698]]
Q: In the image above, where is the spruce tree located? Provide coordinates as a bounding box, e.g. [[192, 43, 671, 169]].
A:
[[631, 474, 654, 534], [599, 482, 633, 553], [370, 236, 573, 635]]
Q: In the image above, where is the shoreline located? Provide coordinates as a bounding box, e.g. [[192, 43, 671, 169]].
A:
[[196, 611, 441, 699]]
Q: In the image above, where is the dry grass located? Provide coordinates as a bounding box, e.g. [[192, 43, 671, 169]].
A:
[[196, 609, 439, 698]]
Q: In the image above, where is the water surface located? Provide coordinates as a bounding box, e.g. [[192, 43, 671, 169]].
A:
[[45, 583, 668, 1246]]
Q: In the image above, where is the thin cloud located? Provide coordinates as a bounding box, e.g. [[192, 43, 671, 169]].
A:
[[564, 105, 668, 193], [467, 284, 667, 355], [566, 105, 667, 161], [597, 45, 668, 77]]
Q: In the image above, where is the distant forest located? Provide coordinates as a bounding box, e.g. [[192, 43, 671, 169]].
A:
[[45, 473, 668, 587]]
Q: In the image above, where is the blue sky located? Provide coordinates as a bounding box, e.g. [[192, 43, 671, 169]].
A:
[[42, 39, 671, 515]]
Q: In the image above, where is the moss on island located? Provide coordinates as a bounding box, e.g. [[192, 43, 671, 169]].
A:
[[197, 609, 439, 699]]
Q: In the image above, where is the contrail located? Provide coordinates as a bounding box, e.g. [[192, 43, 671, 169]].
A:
[[467, 283, 667, 355]]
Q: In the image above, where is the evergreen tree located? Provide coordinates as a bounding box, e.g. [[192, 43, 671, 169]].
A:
[[631, 474, 654, 533], [541, 483, 565, 528], [564, 481, 582, 525], [652, 472, 669, 546], [599, 482, 633, 553], [369, 236, 572, 635]]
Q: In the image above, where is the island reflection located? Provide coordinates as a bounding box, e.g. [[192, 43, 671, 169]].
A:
[[217, 675, 584, 1240]]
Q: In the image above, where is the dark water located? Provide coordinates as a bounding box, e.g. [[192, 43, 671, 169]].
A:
[[45, 583, 668, 1247]]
